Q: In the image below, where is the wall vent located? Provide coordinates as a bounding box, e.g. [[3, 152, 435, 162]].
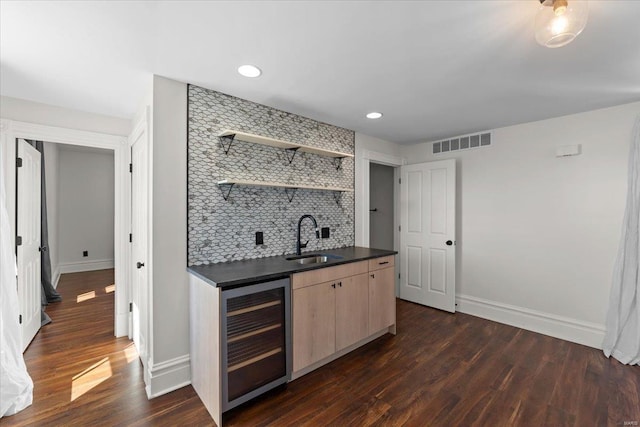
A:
[[433, 132, 491, 155]]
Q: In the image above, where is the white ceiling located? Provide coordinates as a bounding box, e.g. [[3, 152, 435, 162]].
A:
[[1, 1, 639, 144]]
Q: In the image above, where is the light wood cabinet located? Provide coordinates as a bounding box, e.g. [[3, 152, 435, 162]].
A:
[[292, 274, 369, 371], [292, 256, 396, 375], [336, 273, 369, 351], [369, 266, 396, 334], [292, 281, 336, 372]]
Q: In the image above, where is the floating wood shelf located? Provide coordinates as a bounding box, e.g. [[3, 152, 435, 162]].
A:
[[217, 130, 354, 165], [217, 179, 353, 203]]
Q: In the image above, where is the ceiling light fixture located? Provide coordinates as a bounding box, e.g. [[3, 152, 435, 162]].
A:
[[535, 0, 588, 48], [366, 112, 383, 119], [237, 65, 262, 78]]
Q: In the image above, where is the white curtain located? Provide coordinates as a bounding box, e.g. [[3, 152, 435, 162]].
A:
[[603, 116, 640, 365], [0, 150, 34, 416]]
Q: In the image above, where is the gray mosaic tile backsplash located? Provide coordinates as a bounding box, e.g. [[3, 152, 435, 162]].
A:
[[188, 85, 355, 266]]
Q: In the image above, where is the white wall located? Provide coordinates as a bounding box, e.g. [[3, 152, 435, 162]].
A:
[[57, 146, 115, 272], [42, 142, 60, 285], [1, 96, 131, 136], [402, 101, 640, 348], [146, 75, 190, 397]]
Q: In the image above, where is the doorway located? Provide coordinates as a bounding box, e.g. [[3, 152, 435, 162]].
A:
[[357, 149, 405, 297], [15, 140, 117, 348], [1, 119, 130, 339], [369, 163, 395, 251]]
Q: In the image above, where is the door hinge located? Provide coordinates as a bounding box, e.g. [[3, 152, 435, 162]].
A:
[[398, 225, 401, 232], [129, 233, 133, 243], [129, 302, 133, 312], [16, 157, 23, 168], [129, 163, 133, 173], [19, 314, 22, 324], [398, 273, 401, 279], [16, 236, 22, 246], [399, 177, 401, 184]]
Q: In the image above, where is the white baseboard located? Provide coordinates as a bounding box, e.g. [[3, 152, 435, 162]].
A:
[[145, 354, 191, 399], [58, 259, 114, 274], [455, 294, 605, 349], [52, 267, 60, 289]]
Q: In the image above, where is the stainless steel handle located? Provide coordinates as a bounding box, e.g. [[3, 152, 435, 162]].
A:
[[137, 262, 145, 269]]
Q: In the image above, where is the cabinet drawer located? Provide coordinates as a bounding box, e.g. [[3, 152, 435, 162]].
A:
[[292, 261, 368, 289], [368, 256, 395, 271]]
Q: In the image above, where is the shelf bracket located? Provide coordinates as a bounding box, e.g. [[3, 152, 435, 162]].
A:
[[332, 191, 343, 205], [284, 147, 299, 164], [218, 183, 235, 201], [332, 157, 345, 170], [219, 134, 236, 155], [284, 187, 298, 203]]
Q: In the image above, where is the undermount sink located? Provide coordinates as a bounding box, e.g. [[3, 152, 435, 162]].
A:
[[285, 253, 343, 264]]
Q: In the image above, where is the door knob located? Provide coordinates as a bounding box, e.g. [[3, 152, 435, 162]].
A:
[[136, 262, 145, 269], [446, 240, 453, 246]]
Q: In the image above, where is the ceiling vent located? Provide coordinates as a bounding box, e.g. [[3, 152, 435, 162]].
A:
[[432, 132, 491, 154]]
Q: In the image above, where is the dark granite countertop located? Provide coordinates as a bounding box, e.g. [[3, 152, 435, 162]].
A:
[[187, 246, 397, 289]]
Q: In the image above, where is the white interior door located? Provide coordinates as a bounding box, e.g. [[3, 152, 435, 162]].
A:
[[16, 139, 42, 351], [130, 125, 149, 359], [400, 159, 456, 312]]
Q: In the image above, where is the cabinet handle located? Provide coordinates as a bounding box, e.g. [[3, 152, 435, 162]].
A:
[[338, 281, 342, 287], [332, 283, 336, 288], [379, 261, 389, 265], [370, 274, 375, 278]]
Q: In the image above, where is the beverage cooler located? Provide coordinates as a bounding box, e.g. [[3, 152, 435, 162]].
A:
[[221, 277, 291, 411]]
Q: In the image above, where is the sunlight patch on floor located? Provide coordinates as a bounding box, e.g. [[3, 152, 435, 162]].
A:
[[70, 357, 113, 401], [105, 284, 115, 293], [123, 343, 139, 364], [76, 291, 96, 303]]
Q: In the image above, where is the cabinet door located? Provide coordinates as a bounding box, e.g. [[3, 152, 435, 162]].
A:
[[336, 273, 369, 351], [293, 281, 336, 372], [368, 266, 396, 334]]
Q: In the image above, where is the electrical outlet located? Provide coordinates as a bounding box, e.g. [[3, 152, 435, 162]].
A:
[[321, 227, 330, 239], [255, 231, 264, 245], [83, 250, 88, 257]]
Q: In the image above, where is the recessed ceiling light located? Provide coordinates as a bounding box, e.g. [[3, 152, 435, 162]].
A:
[[366, 112, 383, 119], [237, 64, 262, 78]]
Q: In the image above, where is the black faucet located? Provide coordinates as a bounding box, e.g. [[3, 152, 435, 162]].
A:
[[297, 214, 320, 255]]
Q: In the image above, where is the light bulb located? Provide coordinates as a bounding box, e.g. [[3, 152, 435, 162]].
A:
[[534, 0, 589, 48], [551, 15, 568, 35]]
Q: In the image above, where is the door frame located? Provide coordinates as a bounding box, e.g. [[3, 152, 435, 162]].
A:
[[357, 149, 405, 295], [1, 119, 130, 337]]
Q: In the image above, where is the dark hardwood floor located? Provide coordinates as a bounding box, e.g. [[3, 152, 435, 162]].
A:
[[2, 269, 639, 426]]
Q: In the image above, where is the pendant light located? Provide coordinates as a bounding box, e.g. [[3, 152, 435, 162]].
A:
[[535, 0, 589, 48]]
